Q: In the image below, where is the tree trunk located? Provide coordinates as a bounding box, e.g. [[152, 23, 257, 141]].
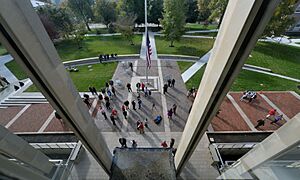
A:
[[85, 22, 91, 31], [170, 40, 174, 47]]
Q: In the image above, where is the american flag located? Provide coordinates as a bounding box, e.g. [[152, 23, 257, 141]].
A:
[[146, 32, 152, 69]]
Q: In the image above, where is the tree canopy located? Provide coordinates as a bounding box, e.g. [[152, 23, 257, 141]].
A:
[[161, 0, 187, 47], [67, 0, 94, 31], [263, 0, 298, 37], [115, 14, 136, 45], [148, 0, 163, 26], [94, 0, 117, 28], [186, 0, 199, 23], [117, 0, 144, 25]]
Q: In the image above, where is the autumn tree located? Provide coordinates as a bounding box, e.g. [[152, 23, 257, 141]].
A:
[[161, 0, 186, 47]]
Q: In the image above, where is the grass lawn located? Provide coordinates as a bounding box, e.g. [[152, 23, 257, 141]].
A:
[[156, 36, 214, 57], [25, 62, 118, 92], [55, 35, 141, 61], [177, 61, 195, 72], [185, 23, 218, 31], [5, 61, 27, 80], [178, 62, 300, 94], [246, 42, 300, 79], [0, 45, 8, 56]]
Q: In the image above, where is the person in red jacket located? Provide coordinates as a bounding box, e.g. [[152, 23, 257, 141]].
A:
[[266, 109, 276, 120]]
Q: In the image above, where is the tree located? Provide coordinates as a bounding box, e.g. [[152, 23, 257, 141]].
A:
[[161, 0, 186, 47], [37, 5, 74, 40], [67, 0, 94, 31], [94, 0, 117, 28], [208, 0, 228, 28], [186, 0, 199, 23], [263, 0, 297, 37], [115, 15, 136, 45], [197, 0, 211, 22], [117, 0, 144, 25], [73, 24, 86, 49], [149, 0, 163, 26]]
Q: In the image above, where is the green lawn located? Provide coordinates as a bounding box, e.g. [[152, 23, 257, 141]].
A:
[[55, 35, 141, 61], [246, 42, 300, 79], [178, 63, 300, 94], [5, 61, 27, 80], [0, 44, 8, 56], [25, 62, 118, 92], [185, 23, 218, 31], [156, 37, 214, 57]]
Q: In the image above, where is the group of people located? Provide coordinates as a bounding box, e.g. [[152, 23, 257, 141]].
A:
[[118, 137, 176, 154], [163, 78, 176, 94], [240, 90, 257, 103], [187, 87, 197, 99], [255, 108, 284, 129], [0, 75, 10, 88], [98, 53, 118, 63], [119, 137, 137, 148], [167, 104, 177, 119]]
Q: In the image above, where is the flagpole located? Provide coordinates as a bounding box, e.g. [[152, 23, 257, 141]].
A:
[[145, 0, 148, 84]]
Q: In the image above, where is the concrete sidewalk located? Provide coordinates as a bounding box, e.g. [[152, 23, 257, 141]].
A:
[[181, 50, 211, 83]]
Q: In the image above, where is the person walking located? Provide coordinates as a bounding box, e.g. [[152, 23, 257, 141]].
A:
[[161, 141, 168, 148], [105, 82, 109, 89], [127, 83, 132, 92], [172, 104, 177, 116], [89, 86, 94, 95], [138, 122, 145, 134], [98, 94, 103, 102], [109, 80, 114, 87], [144, 87, 148, 97], [105, 101, 111, 110], [110, 114, 116, 126], [255, 119, 265, 129], [129, 62, 133, 71], [167, 109, 173, 119], [132, 100, 136, 110], [123, 110, 128, 119], [92, 87, 98, 95], [119, 138, 127, 148], [131, 140, 137, 148], [144, 118, 149, 128], [148, 89, 152, 96], [83, 98, 91, 108], [141, 82, 145, 92], [100, 107, 108, 120], [171, 79, 175, 87], [138, 98, 142, 109], [167, 79, 171, 87], [170, 138, 175, 148], [266, 109, 276, 120], [124, 100, 130, 110], [136, 82, 141, 92], [271, 114, 283, 124], [151, 103, 157, 111], [111, 86, 116, 96], [163, 84, 168, 94]]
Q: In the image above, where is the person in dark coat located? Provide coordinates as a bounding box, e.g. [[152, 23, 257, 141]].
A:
[[132, 100, 136, 110], [110, 114, 116, 125], [167, 79, 171, 87], [171, 79, 175, 87], [163, 84, 168, 94], [123, 110, 128, 119], [119, 137, 127, 148], [111, 86, 116, 96], [127, 83, 132, 92], [92, 87, 98, 95], [170, 138, 175, 148]]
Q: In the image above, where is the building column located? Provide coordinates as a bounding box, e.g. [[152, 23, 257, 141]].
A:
[[0, 0, 112, 175], [174, 0, 280, 175]]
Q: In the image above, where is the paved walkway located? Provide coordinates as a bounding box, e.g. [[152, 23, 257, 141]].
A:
[[0, 55, 18, 83], [181, 50, 211, 83]]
